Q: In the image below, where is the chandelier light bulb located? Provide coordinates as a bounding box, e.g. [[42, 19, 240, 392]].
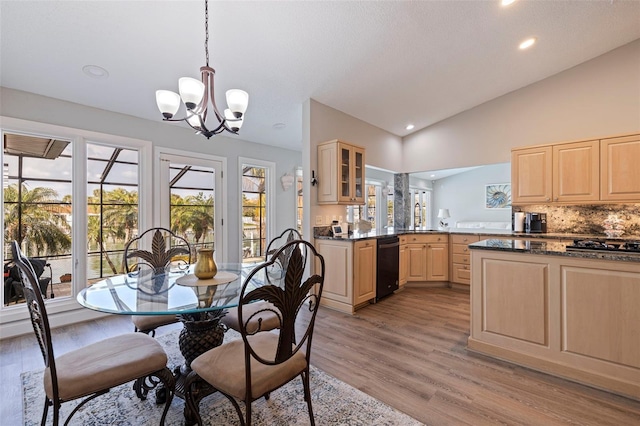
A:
[[224, 109, 243, 131], [155, 90, 181, 119], [187, 114, 203, 130], [179, 77, 205, 110], [226, 89, 249, 117]]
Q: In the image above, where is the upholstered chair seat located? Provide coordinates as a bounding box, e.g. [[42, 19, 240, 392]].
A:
[[191, 332, 306, 400], [45, 333, 168, 401]]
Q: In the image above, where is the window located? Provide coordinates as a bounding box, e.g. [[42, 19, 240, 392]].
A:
[[410, 189, 431, 229], [347, 181, 394, 229], [2, 123, 151, 314], [87, 143, 140, 282], [296, 168, 303, 236], [240, 159, 274, 264], [4, 133, 73, 305]]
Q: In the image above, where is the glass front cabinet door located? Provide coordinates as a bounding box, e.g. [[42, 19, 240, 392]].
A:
[[317, 140, 366, 205]]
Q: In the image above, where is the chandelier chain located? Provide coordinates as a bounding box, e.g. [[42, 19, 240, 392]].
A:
[[204, 0, 209, 67]]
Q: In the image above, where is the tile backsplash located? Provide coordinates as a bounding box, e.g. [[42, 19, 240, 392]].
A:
[[515, 204, 640, 237]]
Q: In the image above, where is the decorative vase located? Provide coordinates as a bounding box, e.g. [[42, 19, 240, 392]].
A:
[[194, 248, 217, 279]]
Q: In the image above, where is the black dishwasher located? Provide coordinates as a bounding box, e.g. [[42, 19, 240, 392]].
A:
[[376, 236, 399, 301]]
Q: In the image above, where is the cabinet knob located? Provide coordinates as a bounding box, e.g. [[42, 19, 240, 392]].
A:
[[463, 248, 468, 252], [546, 197, 550, 201], [463, 238, 468, 242], [555, 197, 558, 201], [463, 266, 468, 270]]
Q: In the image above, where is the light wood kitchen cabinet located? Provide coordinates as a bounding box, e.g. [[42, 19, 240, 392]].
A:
[[317, 139, 365, 205], [600, 134, 640, 201], [449, 234, 480, 285], [512, 133, 640, 204], [353, 240, 376, 305], [511, 146, 552, 204], [552, 140, 600, 202], [399, 235, 408, 287], [426, 243, 448, 281], [314, 238, 375, 314], [406, 234, 448, 282], [407, 242, 427, 281], [469, 248, 640, 400], [512, 140, 599, 204]]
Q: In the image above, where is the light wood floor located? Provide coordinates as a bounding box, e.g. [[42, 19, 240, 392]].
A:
[[2, 287, 639, 425]]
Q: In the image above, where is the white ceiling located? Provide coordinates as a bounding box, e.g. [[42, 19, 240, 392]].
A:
[[2, 1, 639, 152]]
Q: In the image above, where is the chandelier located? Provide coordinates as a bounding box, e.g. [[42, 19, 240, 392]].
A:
[[155, 0, 248, 139]]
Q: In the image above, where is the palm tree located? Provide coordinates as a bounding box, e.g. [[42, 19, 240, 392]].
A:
[[170, 192, 214, 246], [3, 184, 71, 256], [87, 187, 138, 275]]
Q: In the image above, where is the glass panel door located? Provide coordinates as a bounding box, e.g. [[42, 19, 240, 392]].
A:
[[159, 153, 223, 263]]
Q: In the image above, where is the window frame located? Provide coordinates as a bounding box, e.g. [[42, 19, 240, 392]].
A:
[[0, 116, 152, 326], [238, 157, 275, 263]]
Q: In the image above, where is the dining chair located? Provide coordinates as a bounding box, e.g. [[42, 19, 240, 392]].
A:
[[184, 239, 325, 426], [221, 228, 302, 334], [11, 241, 175, 426], [124, 227, 191, 336]]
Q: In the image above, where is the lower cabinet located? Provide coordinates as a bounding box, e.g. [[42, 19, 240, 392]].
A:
[[353, 240, 376, 305], [406, 234, 448, 282], [399, 236, 408, 287], [449, 234, 480, 285], [469, 248, 640, 400], [314, 238, 376, 314]]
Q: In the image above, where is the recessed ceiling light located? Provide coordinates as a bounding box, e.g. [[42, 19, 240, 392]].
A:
[[519, 37, 537, 50], [82, 65, 109, 79], [273, 123, 286, 130], [430, 174, 436, 178], [501, 0, 516, 6], [405, 124, 415, 131]]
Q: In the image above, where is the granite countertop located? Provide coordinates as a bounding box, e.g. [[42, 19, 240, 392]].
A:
[[469, 238, 640, 263], [313, 226, 639, 243]]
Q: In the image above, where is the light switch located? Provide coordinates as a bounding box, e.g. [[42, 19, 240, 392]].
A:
[[315, 215, 323, 225]]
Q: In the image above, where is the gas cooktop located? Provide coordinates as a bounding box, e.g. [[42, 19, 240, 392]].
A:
[[565, 239, 640, 254]]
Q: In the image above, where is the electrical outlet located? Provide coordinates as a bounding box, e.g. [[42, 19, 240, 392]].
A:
[[315, 215, 323, 225], [332, 215, 337, 222], [325, 216, 331, 225]]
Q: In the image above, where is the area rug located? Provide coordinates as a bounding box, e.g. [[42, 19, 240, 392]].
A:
[[22, 330, 422, 425]]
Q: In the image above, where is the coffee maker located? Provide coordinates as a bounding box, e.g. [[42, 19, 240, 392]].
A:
[[525, 212, 547, 233]]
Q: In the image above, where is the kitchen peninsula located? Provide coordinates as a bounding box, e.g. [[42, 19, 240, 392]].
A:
[[468, 239, 640, 401], [314, 227, 608, 314]]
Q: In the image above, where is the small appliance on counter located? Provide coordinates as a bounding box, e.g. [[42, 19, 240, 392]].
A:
[[513, 212, 525, 232], [525, 212, 547, 233]]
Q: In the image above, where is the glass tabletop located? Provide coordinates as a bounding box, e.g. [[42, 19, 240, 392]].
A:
[[77, 263, 264, 315]]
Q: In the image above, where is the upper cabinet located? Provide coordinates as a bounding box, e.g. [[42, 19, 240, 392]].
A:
[[552, 140, 600, 202], [512, 134, 639, 205], [511, 146, 553, 203], [600, 135, 640, 201], [317, 140, 365, 205]]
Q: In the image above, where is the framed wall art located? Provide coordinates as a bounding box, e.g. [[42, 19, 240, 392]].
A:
[[485, 183, 511, 209]]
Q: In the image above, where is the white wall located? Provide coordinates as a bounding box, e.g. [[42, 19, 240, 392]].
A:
[[403, 38, 640, 172], [432, 163, 511, 228], [0, 87, 302, 263], [306, 99, 403, 230]]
